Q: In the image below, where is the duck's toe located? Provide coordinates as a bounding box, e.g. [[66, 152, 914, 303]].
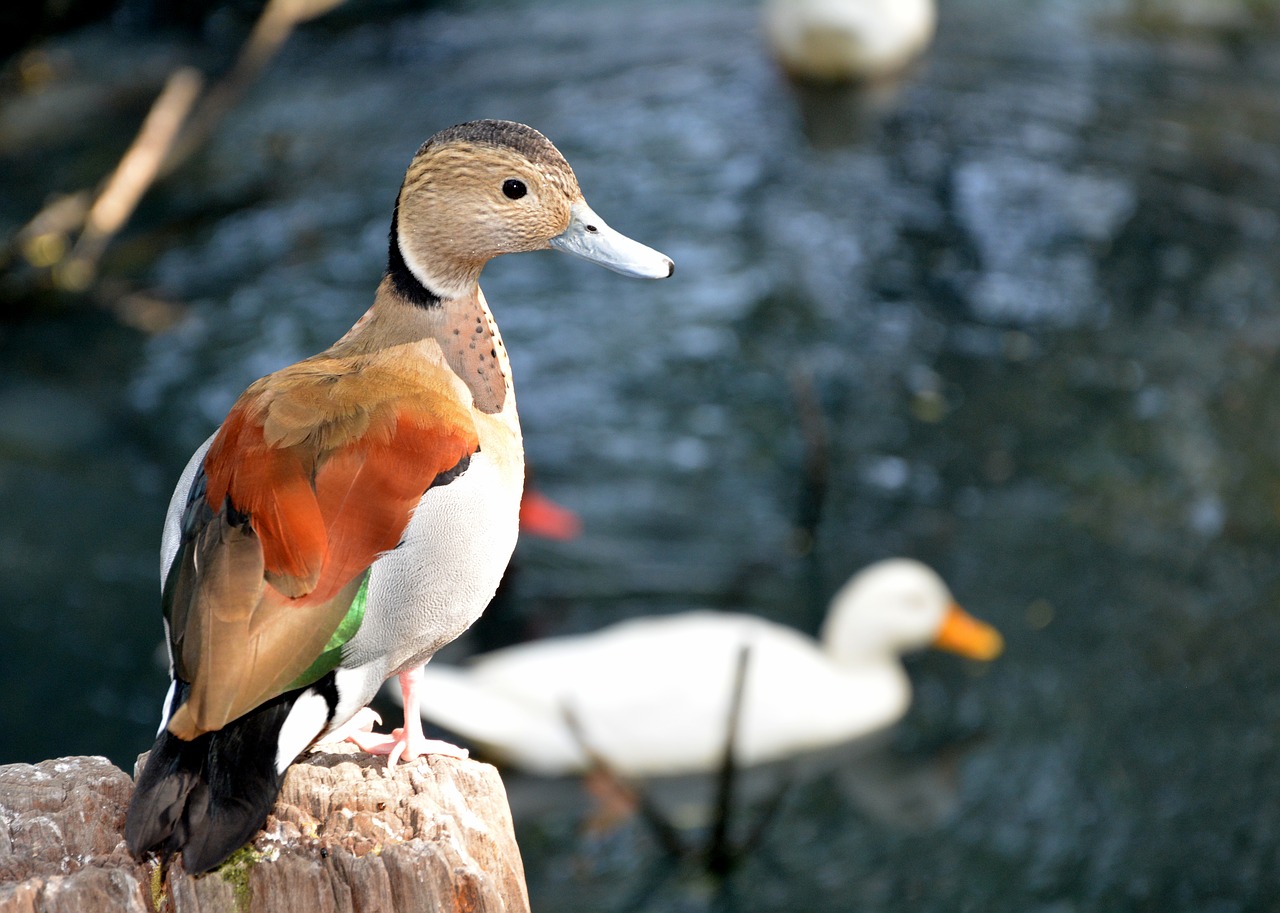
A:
[[317, 706, 383, 746]]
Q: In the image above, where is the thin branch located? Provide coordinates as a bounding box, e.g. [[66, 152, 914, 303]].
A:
[[738, 774, 792, 859], [560, 704, 689, 860], [706, 643, 751, 876], [162, 0, 347, 174], [789, 365, 831, 549]]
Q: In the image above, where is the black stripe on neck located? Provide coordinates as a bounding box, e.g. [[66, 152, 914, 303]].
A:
[[386, 197, 441, 308]]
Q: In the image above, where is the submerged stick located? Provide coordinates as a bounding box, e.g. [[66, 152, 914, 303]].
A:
[[707, 642, 751, 876], [561, 704, 689, 860]]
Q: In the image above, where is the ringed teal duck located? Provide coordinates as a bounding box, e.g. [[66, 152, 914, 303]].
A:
[[400, 559, 1002, 777], [125, 119, 673, 874]]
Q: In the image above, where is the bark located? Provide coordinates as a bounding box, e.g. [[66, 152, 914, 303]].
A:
[[0, 747, 530, 913]]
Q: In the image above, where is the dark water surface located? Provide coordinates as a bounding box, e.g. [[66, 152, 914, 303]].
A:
[[3, 0, 1280, 909]]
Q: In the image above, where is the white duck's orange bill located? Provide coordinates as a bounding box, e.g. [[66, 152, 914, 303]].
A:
[[933, 603, 1004, 660]]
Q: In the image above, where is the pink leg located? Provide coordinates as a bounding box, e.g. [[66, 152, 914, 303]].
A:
[[343, 667, 469, 768]]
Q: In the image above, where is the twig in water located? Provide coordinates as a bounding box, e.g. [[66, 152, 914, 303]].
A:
[[707, 642, 751, 876], [560, 704, 688, 860], [789, 365, 831, 551], [790, 364, 834, 635]]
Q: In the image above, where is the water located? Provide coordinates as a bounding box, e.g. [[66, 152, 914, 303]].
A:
[[3, 0, 1280, 909]]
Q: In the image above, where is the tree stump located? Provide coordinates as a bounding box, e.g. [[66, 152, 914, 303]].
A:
[[0, 747, 530, 913]]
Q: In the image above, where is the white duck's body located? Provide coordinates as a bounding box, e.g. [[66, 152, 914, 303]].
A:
[[405, 559, 1003, 778], [416, 611, 910, 776], [764, 0, 936, 83]]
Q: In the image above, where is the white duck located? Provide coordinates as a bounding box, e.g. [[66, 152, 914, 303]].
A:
[[398, 558, 1002, 778], [763, 0, 936, 83]]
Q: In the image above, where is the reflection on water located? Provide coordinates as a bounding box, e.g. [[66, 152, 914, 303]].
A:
[[3, 0, 1280, 909]]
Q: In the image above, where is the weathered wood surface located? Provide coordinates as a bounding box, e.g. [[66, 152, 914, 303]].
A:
[[0, 747, 530, 913]]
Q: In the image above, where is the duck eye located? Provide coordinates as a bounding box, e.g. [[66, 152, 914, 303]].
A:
[[502, 179, 527, 200]]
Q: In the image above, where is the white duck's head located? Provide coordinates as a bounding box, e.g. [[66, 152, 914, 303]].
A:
[[819, 558, 1004, 666]]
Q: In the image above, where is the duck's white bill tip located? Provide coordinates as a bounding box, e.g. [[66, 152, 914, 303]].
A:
[[550, 201, 674, 279]]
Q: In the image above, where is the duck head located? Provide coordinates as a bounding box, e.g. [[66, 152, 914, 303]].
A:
[[820, 558, 1004, 665], [390, 119, 673, 301]]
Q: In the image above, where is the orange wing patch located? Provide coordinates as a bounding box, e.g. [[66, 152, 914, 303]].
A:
[[205, 404, 327, 597], [309, 404, 478, 604]]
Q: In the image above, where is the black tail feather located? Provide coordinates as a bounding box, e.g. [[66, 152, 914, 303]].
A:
[[125, 680, 328, 875]]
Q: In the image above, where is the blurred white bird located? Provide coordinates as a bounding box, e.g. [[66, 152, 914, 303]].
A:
[[390, 558, 1003, 778], [763, 0, 936, 83]]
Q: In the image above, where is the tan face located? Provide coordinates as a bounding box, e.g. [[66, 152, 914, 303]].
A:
[[396, 139, 583, 296], [391, 119, 673, 298]]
